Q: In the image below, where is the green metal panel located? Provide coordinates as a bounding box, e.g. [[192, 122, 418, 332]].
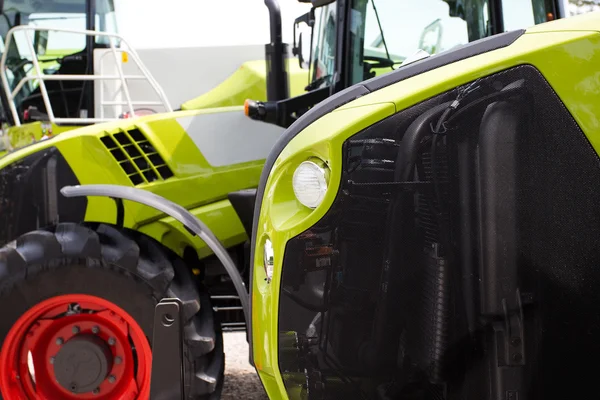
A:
[[181, 60, 310, 110], [0, 104, 273, 259], [252, 102, 396, 395]]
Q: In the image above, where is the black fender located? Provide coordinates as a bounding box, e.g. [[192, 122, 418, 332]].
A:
[[60, 184, 250, 326]]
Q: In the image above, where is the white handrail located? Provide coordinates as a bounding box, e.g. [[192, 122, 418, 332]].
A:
[[0, 25, 173, 126]]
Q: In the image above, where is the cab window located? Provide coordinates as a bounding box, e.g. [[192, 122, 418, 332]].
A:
[[348, 0, 558, 85]]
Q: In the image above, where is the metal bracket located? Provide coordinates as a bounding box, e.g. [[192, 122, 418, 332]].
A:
[[150, 298, 184, 400], [491, 288, 526, 400]]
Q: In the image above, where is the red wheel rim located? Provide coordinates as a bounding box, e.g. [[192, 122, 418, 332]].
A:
[[0, 294, 152, 400]]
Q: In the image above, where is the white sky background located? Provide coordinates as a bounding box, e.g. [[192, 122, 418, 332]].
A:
[[114, 0, 312, 49]]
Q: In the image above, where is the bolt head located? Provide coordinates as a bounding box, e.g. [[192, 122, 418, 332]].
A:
[[72, 326, 80, 334], [93, 388, 100, 395], [56, 337, 64, 345], [114, 356, 122, 364], [108, 337, 116, 346], [92, 326, 100, 334], [108, 375, 116, 384], [49, 356, 55, 364]]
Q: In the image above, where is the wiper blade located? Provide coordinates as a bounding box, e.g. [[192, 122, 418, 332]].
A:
[[305, 74, 332, 91]]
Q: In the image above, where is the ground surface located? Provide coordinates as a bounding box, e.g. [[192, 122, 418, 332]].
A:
[[222, 332, 269, 400]]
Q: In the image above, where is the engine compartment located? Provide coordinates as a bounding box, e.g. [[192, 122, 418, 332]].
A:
[[277, 65, 600, 399]]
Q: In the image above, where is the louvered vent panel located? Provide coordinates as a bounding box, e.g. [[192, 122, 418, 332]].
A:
[[100, 127, 174, 186]]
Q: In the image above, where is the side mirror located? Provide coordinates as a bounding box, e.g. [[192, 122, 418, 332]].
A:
[[34, 30, 49, 56], [292, 10, 314, 69]]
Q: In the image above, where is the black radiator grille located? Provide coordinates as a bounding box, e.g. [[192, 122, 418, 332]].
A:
[[277, 65, 600, 399], [100, 127, 174, 186]]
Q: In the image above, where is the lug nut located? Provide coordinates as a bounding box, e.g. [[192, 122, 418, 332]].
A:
[[108, 337, 116, 346], [92, 326, 100, 334], [49, 356, 55, 364], [108, 375, 116, 384], [114, 356, 122, 364], [93, 387, 100, 395], [56, 337, 64, 345], [72, 326, 80, 334]]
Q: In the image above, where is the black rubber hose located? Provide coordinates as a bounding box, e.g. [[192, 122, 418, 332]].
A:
[[394, 101, 454, 182]]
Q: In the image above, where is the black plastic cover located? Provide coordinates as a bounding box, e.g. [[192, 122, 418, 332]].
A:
[[0, 147, 87, 244], [228, 189, 257, 237]]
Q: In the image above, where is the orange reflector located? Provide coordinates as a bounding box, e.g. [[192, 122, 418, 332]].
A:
[[122, 52, 129, 63], [244, 99, 250, 116]]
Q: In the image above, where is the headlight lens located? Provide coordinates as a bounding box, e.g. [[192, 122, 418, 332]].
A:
[[292, 159, 329, 209], [263, 238, 274, 282]]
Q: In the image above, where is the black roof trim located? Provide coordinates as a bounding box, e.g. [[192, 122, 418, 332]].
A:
[[364, 29, 525, 92]]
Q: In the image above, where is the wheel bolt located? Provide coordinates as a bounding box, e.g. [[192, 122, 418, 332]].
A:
[[72, 326, 80, 334], [49, 356, 55, 364], [93, 387, 100, 395], [108, 375, 116, 383], [114, 356, 122, 364], [56, 337, 64, 345], [108, 337, 116, 346], [92, 326, 100, 334]]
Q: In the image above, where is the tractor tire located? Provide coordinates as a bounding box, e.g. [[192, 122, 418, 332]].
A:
[[0, 222, 224, 400]]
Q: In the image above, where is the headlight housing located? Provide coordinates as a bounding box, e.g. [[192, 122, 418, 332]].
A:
[[292, 159, 329, 209]]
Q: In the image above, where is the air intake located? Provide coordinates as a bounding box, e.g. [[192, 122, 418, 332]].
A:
[[100, 128, 174, 186]]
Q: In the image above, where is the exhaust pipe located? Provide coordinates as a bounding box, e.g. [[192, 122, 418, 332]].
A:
[[264, 0, 289, 101]]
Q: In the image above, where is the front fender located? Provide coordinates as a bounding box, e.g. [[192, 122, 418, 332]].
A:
[[61, 184, 250, 326]]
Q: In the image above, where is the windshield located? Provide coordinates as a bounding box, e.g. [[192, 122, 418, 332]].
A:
[[309, 4, 338, 90], [308, 0, 558, 88]]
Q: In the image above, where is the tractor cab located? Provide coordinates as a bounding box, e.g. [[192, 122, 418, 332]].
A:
[[0, 0, 170, 154], [246, 0, 569, 128]]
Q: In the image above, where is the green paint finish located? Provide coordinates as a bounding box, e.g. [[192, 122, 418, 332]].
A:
[[181, 60, 309, 110], [0, 103, 268, 261], [251, 20, 600, 398], [137, 198, 247, 260], [251, 102, 395, 399]]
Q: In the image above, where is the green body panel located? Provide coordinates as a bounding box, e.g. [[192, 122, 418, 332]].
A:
[[181, 60, 309, 110], [252, 102, 395, 390], [3, 58, 308, 159], [0, 106, 269, 259], [251, 19, 600, 399]]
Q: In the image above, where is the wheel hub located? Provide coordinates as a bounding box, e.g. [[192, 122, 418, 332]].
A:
[[54, 334, 113, 394], [0, 294, 152, 399]]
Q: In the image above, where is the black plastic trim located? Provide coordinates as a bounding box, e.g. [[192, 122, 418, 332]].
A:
[[364, 29, 525, 92], [0, 146, 87, 244], [247, 27, 526, 366], [228, 189, 257, 238]]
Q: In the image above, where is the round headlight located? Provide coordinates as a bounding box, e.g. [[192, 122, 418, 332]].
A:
[[292, 160, 329, 209], [263, 238, 274, 282]]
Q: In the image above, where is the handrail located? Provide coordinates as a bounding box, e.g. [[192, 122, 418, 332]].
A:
[[0, 25, 173, 126]]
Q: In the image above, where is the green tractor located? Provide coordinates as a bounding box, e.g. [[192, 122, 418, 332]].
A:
[[0, 0, 570, 399]]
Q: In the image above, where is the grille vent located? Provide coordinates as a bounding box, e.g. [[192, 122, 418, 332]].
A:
[[100, 128, 174, 186]]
